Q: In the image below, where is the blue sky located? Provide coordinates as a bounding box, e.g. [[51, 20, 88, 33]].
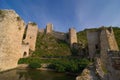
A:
[[0, 0, 120, 32]]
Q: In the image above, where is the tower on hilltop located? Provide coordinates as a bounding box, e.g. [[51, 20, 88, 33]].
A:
[[69, 28, 77, 47], [46, 23, 53, 34]]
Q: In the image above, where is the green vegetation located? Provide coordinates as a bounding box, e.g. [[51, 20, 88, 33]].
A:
[[101, 64, 108, 74], [0, 10, 3, 15], [30, 22, 37, 26], [77, 30, 87, 46], [18, 57, 90, 73], [0, 10, 5, 19], [29, 62, 41, 69], [33, 32, 71, 57], [18, 57, 41, 64], [48, 58, 90, 73], [17, 16, 22, 21], [113, 27, 120, 49]]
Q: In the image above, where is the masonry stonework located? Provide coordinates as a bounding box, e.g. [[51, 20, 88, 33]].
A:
[[23, 22, 38, 51], [0, 10, 25, 71], [87, 27, 120, 80], [21, 44, 29, 58], [69, 28, 77, 46], [87, 30, 100, 59], [46, 23, 53, 34]]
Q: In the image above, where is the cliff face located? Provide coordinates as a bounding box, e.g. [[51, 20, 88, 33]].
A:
[[0, 10, 25, 71]]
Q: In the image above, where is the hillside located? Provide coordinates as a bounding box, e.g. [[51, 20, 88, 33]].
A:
[[32, 27, 120, 58], [32, 32, 72, 57], [113, 27, 120, 49], [77, 29, 87, 46]]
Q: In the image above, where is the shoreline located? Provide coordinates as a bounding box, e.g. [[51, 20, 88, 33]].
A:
[[18, 64, 79, 76]]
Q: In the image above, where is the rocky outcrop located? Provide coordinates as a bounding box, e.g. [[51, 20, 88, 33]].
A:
[[76, 64, 99, 80]]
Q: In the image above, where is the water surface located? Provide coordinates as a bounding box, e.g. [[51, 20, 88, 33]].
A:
[[0, 69, 75, 80]]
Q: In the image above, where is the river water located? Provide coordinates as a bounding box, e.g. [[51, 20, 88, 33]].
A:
[[0, 69, 76, 80]]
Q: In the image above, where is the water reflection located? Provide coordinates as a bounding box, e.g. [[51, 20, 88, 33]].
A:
[[0, 69, 75, 80]]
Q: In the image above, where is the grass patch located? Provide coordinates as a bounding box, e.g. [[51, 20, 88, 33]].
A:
[[33, 32, 71, 57], [0, 10, 5, 21], [30, 22, 37, 26], [101, 64, 108, 74]]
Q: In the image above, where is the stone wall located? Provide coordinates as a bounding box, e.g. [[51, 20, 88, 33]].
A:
[[106, 27, 119, 51], [39, 28, 45, 33], [100, 28, 120, 80], [23, 22, 38, 51], [0, 10, 25, 71], [87, 31, 100, 59], [21, 44, 29, 58], [69, 28, 77, 46], [46, 23, 53, 34], [53, 31, 67, 40]]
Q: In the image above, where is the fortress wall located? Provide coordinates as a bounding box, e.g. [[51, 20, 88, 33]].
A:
[[106, 27, 119, 51], [100, 28, 119, 64], [21, 44, 29, 58], [87, 31, 100, 59], [53, 31, 67, 40], [100, 28, 119, 79], [24, 22, 38, 51], [46, 23, 53, 34], [100, 28, 110, 67], [69, 28, 77, 46], [0, 10, 25, 71], [39, 28, 45, 33]]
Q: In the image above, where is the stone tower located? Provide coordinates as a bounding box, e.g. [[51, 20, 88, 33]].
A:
[[100, 27, 119, 66], [23, 22, 38, 51], [87, 27, 119, 59], [46, 23, 53, 34], [69, 28, 77, 46], [0, 10, 25, 71], [87, 30, 100, 59]]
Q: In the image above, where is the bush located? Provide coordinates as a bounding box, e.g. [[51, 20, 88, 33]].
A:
[[29, 62, 41, 69], [48, 58, 90, 73], [18, 57, 42, 64]]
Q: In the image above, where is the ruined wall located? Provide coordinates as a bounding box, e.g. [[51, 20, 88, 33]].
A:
[[106, 27, 119, 51], [21, 44, 29, 58], [46, 23, 53, 34], [100, 28, 120, 80], [69, 28, 77, 46], [0, 10, 25, 71], [87, 31, 100, 59], [53, 31, 67, 40], [23, 22, 38, 51], [100, 28, 110, 71], [39, 28, 45, 33], [100, 28, 119, 66]]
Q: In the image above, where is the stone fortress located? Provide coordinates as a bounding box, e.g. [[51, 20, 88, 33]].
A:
[[87, 27, 120, 80], [1, 9, 120, 80], [0, 10, 78, 72]]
